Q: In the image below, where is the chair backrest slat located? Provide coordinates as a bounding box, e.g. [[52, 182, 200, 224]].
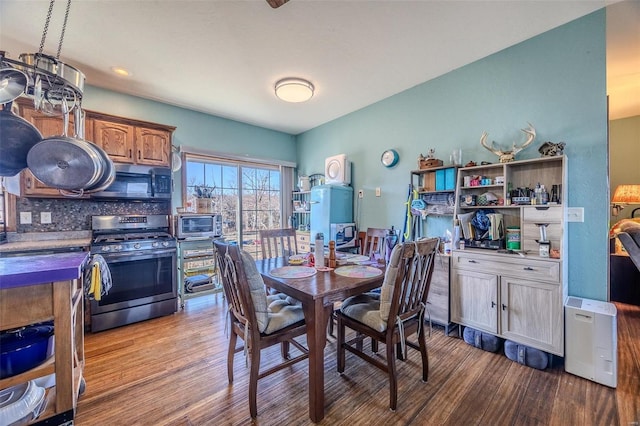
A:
[[259, 228, 298, 259]]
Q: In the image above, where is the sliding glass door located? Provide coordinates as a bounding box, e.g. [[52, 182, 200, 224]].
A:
[[184, 157, 282, 259]]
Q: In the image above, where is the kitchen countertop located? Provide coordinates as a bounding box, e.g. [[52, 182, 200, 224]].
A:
[[0, 251, 89, 289], [0, 231, 91, 253]]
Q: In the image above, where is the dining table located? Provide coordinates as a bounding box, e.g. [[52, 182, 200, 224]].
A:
[[255, 257, 386, 423]]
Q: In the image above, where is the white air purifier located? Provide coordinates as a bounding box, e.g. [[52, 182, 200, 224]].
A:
[[325, 154, 351, 185], [564, 297, 617, 388]]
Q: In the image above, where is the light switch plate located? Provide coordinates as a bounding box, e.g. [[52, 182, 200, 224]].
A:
[[41, 212, 52, 224], [375, 187, 381, 197], [567, 207, 584, 222], [20, 212, 32, 224]]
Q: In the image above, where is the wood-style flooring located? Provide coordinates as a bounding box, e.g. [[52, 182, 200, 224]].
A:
[[75, 295, 640, 425]]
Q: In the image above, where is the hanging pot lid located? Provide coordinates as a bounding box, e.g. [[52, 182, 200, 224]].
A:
[[84, 144, 115, 193], [0, 103, 43, 176], [0, 68, 27, 104], [27, 138, 104, 190]]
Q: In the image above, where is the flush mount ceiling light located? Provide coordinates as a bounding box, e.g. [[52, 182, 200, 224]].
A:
[[111, 66, 132, 77], [274, 78, 314, 103]]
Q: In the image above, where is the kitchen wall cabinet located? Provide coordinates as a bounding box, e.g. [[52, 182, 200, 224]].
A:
[[87, 114, 173, 167], [14, 98, 175, 198], [85, 119, 135, 164], [177, 238, 221, 308], [451, 156, 567, 356]]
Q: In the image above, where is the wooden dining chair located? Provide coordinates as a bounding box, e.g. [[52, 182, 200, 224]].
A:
[[329, 227, 389, 337], [259, 228, 298, 259], [361, 227, 388, 259], [336, 237, 439, 411], [213, 240, 309, 419]]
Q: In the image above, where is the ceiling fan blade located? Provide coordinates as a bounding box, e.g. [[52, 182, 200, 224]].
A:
[[266, 0, 290, 8]]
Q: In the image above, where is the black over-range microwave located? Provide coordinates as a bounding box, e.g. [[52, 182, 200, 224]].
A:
[[92, 164, 172, 200]]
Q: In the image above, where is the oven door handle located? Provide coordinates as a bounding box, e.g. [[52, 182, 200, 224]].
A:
[[94, 248, 176, 261]]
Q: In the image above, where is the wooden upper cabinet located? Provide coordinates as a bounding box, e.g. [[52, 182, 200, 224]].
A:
[[13, 98, 175, 198], [19, 102, 75, 138], [87, 113, 173, 168], [89, 119, 136, 164], [135, 127, 171, 166]]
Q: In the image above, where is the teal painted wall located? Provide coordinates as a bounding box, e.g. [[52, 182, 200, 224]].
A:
[[296, 11, 608, 300], [81, 86, 296, 209]]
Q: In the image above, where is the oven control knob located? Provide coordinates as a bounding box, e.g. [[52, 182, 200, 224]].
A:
[[152, 241, 159, 248], [102, 246, 110, 252], [117, 245, 124, 251], [162, 241, 170, 247], [134, 243, 141, 250]]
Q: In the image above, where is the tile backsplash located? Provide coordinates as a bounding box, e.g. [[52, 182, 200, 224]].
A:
[[16, 197, 170, 232]]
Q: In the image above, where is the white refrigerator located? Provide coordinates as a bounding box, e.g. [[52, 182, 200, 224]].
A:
[[310, 185, 353, 247]]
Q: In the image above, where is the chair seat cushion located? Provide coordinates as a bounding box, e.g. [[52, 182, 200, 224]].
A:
[[264, 296, 305, 334], [340, 292, 387, 332], [240, 250, 270, 333]]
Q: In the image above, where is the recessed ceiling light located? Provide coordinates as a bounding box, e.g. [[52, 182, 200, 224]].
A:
[[111, 66, 131, 77], [274, 78, 314, 103]]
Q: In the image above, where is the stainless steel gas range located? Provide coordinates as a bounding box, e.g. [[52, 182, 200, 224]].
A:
[[89, 214, 177, 332]]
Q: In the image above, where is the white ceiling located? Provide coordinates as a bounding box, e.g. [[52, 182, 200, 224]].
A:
[[1, 0, 637, 135]]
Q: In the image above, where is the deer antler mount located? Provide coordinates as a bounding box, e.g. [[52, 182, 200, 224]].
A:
[[480, 123, 536, 163]]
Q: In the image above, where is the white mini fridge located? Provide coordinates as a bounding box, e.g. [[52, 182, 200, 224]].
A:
[[564, 297, 617, 387]]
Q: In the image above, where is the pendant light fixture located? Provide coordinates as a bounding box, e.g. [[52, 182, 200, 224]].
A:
[[274, 78, 314, 103]]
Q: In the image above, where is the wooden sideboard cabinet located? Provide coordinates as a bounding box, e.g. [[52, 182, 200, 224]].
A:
[[451, 250, 563, 355], [450, 156, 567, 356]]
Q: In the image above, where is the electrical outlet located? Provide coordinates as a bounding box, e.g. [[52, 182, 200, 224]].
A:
[[20, 212, 32, 224], [358, 189, 364, 199], [375, 187, 381, 197], [41, 212, 52, 224], [567, 207, 584, 222]]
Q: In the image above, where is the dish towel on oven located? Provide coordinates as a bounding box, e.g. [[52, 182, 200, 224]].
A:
[[85, 254, 112, 301]]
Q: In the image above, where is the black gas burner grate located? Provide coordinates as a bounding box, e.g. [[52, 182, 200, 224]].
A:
[[92, 231, 173, 244]]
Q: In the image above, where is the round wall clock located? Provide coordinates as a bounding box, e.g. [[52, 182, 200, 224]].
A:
[[381, 149, 399, 168]]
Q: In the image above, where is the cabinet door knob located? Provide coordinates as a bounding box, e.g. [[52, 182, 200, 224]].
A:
[[491, 301, 496, 308], [502, 303, 507, 311], [523, 267, 534, 271], [468, 259, 478, 263]]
